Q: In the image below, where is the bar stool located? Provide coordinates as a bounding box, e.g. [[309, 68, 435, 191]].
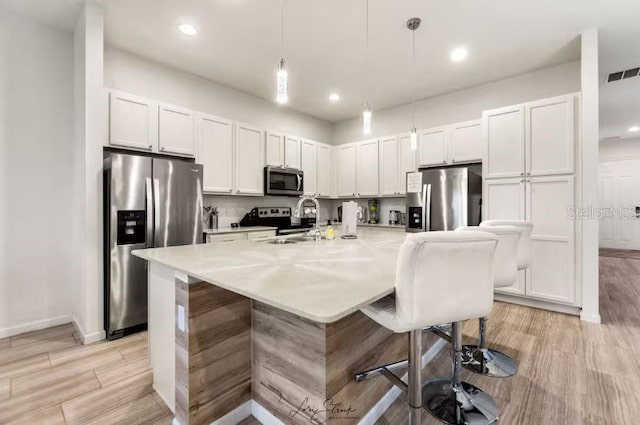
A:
[[355, 231, 499, 425], [455, 224, 523, 378]]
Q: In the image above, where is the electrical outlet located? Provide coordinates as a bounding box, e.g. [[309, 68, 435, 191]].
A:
[[177, 305, 186, 332]]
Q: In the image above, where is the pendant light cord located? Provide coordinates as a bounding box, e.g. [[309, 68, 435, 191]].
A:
[[280, 0, 284, 58], [412, 27, 416, 129], [365, 0, 369, 100]]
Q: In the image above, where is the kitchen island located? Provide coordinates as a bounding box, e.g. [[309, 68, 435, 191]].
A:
[[133, 228, 442, 425]]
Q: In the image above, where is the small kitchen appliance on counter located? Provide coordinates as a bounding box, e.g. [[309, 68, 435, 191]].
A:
[[367, 199, 380, 224], [389, 210, 401, 225], [239, 207, 313, 235]]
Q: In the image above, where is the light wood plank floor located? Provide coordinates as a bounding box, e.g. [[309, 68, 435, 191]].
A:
[[1, 250, 637, 424], [376, 250, 640, 424]]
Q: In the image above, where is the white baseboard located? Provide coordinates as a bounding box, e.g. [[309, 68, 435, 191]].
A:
[[210, 400, 252, 425], [71, 314, 106, 345], [356, 338, 448, 425], [0, 314, 72, 339], [494, 293, 581, 316], [580, 311, 602, 324], [251, 400, 283, 425]]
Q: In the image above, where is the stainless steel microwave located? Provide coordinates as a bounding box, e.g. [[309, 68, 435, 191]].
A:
[[264, 166, 304, 196]]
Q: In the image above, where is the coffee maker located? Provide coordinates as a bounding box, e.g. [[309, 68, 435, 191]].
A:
[[389, 210, 401, 225]]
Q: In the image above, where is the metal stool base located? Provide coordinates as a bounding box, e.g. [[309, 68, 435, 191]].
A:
[[462, 345, 517, 378], [422, 378, 499, 425]]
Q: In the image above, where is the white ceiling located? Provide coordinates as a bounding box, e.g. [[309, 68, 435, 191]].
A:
[[2, 0, 640, 136]]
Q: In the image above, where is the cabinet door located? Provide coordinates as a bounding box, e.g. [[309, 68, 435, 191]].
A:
[[158, 104, 197, 156], [316, 143, 332, 197], [397, 133, 417, 195], [301, 139, 318, 195], [484, 105, 525, 179], [450, 119, 482, 163], [418, 127, 448, 167], [235, 123, 264, 195], [109, 91, 157, 151], [526, 94, 575, 176], [526, 175, 576, 304], [484, 178, 527, 296], [199, 114, 234, 194], [356, 139, 379, 196], [284, 136, 301, 169], [380, 136, 399, 196], [265, 131, 284, 167], [337, 144, 357, 197]]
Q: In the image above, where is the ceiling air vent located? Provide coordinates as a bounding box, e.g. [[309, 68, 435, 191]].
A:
[[606, 67, 640, 83]]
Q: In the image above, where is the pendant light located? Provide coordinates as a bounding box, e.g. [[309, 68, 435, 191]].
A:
[[276, 0, 288, 104], [407, 18, 420, 150], [362, 0, 372, 134]]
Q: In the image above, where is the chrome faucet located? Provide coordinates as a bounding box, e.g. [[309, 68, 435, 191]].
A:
[[294, 195, 321, 241]]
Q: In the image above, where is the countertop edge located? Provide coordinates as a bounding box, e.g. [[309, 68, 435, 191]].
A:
[[133, 249, 394, 323]]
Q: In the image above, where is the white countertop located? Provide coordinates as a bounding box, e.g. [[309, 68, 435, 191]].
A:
[[134, 228, 406, 323], [203, 226, 277, 235]]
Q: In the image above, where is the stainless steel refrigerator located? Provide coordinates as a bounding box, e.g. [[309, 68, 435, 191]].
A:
[[406, 164, 482, 233], [103, 152, 203, 339]]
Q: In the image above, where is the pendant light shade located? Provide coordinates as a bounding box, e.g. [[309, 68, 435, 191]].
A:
[[362, 0, 372, 134], [276, 58, 288, 104], [275, 0, 288, 104], [410, 127, 417, 151], [363, 102, 372, 134]]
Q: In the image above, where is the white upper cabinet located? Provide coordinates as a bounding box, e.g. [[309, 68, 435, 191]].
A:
[[526, 94, 576, 176], [397, 133, 417, 195], [356, 139, 379, 197], [301, 139, 318, 196], [380, 136, 399, 196], [418, 127, 448, 167], [316, 143, 332, 197], [450, 119, 482, 163], [235, 122, 264, 195], [158, 104, 197, 156], [109, 91, 157, 151], [483, 105, 525, 179], [337, 143, 357, 197], [265, 131, 285, 167], [284, 135, 301, 169], [199, 114, 234, 194]]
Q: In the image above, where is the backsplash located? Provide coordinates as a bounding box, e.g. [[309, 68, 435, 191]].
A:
[[203, 195, 333, 228], [330, 198, 406, 224]]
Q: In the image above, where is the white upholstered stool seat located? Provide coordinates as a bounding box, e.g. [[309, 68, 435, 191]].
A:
[[481, 220, 533, 271], [456, 224, 526, 378], [356, 231, 500, 425]]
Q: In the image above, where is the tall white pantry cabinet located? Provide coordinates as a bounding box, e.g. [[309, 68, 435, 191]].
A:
[[483, 93, 580, 309]]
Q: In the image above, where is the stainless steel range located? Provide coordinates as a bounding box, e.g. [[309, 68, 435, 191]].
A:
[[239, 207, 314, 235]]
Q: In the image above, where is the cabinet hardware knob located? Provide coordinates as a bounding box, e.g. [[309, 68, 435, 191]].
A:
[[520, 172, 524, 176], [160, 147, 165, 151], [148, 145, 153, 149], [526, 172, 531, 176]]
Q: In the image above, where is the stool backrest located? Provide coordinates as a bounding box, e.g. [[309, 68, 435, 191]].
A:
[[457, 225, 521, 288], [395, 231, 497, 330], [481, 220, 533, 270]]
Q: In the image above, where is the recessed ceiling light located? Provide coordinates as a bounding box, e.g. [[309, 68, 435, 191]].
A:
[[178, 24, 198, 36], [329, 93, 340, 102], [629, 126, 640, 132], [450, 46, 468, 62]]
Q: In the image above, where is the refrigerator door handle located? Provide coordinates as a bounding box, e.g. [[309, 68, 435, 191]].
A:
[[145, 177, 154, 248], [424, 183, 432, 232], [153, 178, 161, 246]]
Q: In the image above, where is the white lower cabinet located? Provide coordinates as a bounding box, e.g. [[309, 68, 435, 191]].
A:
[[205, 233, 247, 243], [199, 114, 234, 194], [235, 122, 264, 195], [485, 175, 576, 305]]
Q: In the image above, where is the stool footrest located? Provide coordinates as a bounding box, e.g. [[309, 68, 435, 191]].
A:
[[426, 324, 452, 343], [355, 359, 408, 388]]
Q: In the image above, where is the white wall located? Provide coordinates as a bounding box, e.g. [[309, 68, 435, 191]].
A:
[[104, 47, 333, 143], [333, 61, 581, 143], [0, 7, 76, 337], [600, 138, 640, 161]]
